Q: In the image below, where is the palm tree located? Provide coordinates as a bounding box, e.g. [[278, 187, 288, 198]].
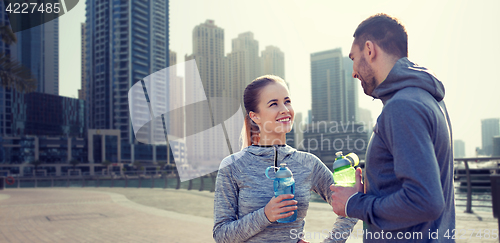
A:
[[0, 25, 16, 45], [132, 161, 144, 176], [102, 160, 112, 176], [0, 25, 37, 93], [31, 160, 43, 176], [156, 161, 166, 175]]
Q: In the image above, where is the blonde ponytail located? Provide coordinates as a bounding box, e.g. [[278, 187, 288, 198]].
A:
[[240, 114, 260, 149]]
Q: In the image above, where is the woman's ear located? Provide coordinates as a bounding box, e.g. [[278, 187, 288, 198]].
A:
[[249, 111, 260, 124]]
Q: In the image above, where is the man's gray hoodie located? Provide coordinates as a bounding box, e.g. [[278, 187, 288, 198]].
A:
[[346, 57, 455, 242]]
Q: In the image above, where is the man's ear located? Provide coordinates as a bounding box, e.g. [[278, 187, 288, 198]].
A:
[[249, 111, 260, 124], [365, 40, 377, 63]]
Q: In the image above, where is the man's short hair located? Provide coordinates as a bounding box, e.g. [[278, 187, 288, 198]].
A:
[[353, 13, 408, 58]]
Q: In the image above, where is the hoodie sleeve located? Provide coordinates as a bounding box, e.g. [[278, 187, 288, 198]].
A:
[[212, 158, 272, 243], [346, 99, 445, 231], [308, 155, 358, 242]]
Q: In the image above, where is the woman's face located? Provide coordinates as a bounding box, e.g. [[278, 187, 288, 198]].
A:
[[250, 82, 295, 141]]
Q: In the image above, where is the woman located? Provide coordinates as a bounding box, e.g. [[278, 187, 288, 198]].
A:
[[213, 75, 357, 243]]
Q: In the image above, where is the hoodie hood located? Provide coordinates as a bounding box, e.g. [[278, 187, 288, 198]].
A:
[[371, 57, 445, 104], [244, 144, 296, 163]]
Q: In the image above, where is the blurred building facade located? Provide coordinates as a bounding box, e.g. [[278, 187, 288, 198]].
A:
[[481, 118, 500, 156], [261, 45, 285, 79], [78, 23, 86, 100], [454, 139, 466, 158]]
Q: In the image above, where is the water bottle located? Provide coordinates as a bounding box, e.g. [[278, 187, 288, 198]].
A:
[[332, 151, 359, 187], [265, 163, 297, 223]]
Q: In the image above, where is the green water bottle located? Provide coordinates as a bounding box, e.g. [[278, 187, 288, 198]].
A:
[[332, 151, 359, 187]]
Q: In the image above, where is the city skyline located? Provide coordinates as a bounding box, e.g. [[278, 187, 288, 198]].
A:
[[57, 0, 500, 157]]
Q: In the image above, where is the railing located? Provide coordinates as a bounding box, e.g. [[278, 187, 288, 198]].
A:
[[3, 170, 218, 192], [454, 157, 500, 213]]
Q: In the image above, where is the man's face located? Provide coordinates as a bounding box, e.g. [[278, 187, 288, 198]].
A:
[[349, 42, 378, 96]]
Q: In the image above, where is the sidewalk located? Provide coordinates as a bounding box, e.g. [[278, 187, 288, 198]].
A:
[[0, 188, 497, 242], [0, 188, 213, 243]]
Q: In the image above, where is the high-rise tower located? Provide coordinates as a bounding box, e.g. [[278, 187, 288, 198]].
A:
[[12, 19, 59, 95], [311, 48, 347, 123], [343, 57, 358, 122], [481, 118, 500, 156], [184, 20, 230, 164], [79, 23, 86, 100], [261, 45, 285, 79], [0, 0, 13, 136], [227, 31, 261, 105], [85, 0, 169, 140], [85, 0, 170, 162]]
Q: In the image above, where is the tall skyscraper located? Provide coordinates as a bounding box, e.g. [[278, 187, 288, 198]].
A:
[[261, 45, 285, 79], [358, 107, 373, 140], [12, 19, 59, 96], [227, 31, 260, 105], [454, 139, 466, 158], [306, 48, 367, 162], [0, 1, 59, 136], [493, 136, 500, 157], [343, 57, 358, 122], [85, 0, 170, 161], [307, 109, 312, 125], [233, 32, 260, 79], [289, 112, 304, 150], [0, 1, 13, 136], [186, 20, 227, 98], [185, 20, 229, 164], [311, 48, 356, 123], [79, 23, 86, 100], [168, 50, 184, 138], [481, 118, 500, 155]]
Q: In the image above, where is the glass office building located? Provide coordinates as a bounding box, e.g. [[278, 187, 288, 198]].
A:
[[14, 93, 85, 137], [85, 0, 171, 163], [310, 48, 358, 124]]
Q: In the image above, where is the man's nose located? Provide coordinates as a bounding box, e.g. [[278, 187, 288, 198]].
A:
[[352, 71, 358, 79]]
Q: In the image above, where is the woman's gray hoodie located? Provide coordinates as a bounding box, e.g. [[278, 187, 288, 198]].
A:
[[213, 145, 358, 243]]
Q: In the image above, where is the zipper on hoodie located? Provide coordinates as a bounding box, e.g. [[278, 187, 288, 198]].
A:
[[274, 145, 278, 172]]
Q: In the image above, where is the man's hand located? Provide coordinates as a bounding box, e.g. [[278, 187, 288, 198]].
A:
[[330, 167, 363, 217]]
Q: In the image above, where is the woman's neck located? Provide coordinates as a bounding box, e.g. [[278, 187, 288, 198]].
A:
[[257, 133, 287, 146]]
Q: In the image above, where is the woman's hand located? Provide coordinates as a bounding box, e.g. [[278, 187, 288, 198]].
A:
[[297, 239, 310, 243], [264, 194, 297, 222]]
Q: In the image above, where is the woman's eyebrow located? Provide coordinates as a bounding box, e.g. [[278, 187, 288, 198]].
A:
[[267, 99, 278, 104]]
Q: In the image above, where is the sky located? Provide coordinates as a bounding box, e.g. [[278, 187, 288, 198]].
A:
[[58, 0, 500, 157]]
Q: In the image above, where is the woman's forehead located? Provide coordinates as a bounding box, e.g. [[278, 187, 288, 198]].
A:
[[259, 82, 289, 98]]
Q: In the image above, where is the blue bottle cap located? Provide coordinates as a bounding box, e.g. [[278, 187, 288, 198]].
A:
[[275, 163, 292, 178]]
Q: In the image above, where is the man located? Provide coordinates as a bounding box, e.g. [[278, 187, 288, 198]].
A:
[[330, 13, 455, 242]]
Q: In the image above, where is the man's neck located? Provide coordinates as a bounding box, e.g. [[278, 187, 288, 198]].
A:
[[375, 56, 400, 84]]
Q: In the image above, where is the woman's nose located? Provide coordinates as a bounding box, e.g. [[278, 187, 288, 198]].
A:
[[281, 105, 290, 113]]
